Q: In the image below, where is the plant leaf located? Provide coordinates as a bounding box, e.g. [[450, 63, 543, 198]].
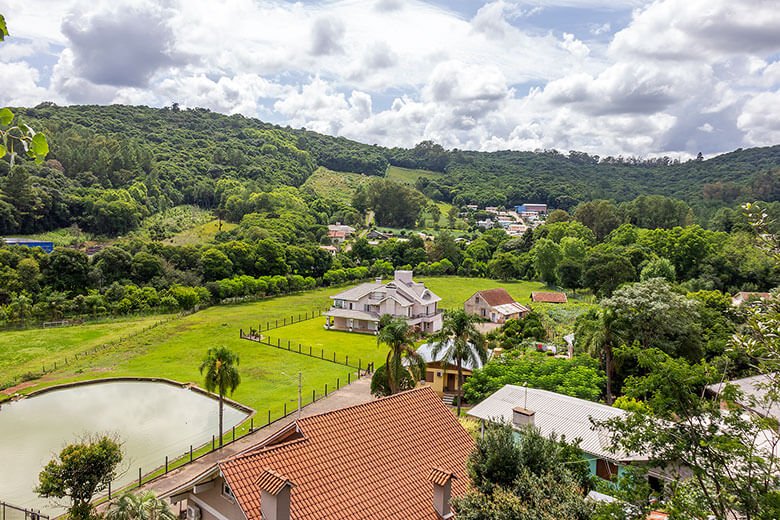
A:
[[0, 107, 13, 125], [31, 132, 49, 158], [0, 144, 5, 159], [0, 15, 8, 41]]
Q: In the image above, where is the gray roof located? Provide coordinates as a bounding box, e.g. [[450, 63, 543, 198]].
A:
[[329, 274, 441, 305], [467, 385, 647, 462], [330, 282, 384, 301], [705, 374, 780, 421], [416, 341, 487, 371]]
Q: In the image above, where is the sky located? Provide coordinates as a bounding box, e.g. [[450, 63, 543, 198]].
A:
[[0, 0, 779, 158]]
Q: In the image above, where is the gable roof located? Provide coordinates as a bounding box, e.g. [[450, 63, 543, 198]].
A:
[[330, 272, 441, 305], [220, 387, 474, 520], [531, 291, 568, 303], [474, 288, 516, 307], [467, 385, 646, 463]]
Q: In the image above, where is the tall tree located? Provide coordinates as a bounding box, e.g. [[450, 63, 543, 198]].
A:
[[574, 308, 624, 404], [36, 435, 123, 520], [430, 310, 487, 415], [373, 317, 425, 395], [199, 346, 241, 447]]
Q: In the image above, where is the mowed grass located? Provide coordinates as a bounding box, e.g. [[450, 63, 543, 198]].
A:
[[0, 315, 174, 390], [419, 277, 549, 309]]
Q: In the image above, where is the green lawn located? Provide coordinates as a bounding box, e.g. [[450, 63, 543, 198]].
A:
[[419, 277, 549, 309], [168, 219, 237, 246], [0, 315, 174, 390]]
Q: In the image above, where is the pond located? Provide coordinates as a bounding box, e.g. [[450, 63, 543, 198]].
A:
[[0, 380, 250, 516]]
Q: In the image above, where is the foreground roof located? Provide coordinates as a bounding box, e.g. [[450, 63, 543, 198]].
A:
[[467, 385, 646, 462], [220, 387, 474, 520]]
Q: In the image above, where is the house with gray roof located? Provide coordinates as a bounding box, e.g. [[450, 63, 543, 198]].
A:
[[324, 270, 443, 334], [468, 385, 656, 483]]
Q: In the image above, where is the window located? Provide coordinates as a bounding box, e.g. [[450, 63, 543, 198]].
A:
[[481, 309, 486, 317], [425, 371, 434, 383], [596, 459, 619, 481], [364, 304, 370, 312], [475, 296, 480, 304], [222, 481, 235, 501]]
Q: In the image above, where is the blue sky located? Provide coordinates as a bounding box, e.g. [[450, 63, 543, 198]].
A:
[[0, 0, 779, 157]]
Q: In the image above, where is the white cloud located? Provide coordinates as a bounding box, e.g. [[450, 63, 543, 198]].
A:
[[738, 90, 780, 146], [0, 61, 51, 105]]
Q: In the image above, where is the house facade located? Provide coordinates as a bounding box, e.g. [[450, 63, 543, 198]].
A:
[[324, 270, 443, 334], [416, 341, 488, 395], [468, 385, 659, 484], [464, 288, 529, 324], [163, 387, 474, 520]]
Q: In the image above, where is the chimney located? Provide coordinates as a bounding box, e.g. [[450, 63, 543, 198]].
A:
[[375, 277, 383, 284], [428, 468, 456, 519], [394, 270, 413, 285], [512, 406, 535, 428], [256, 469, 294, 520]]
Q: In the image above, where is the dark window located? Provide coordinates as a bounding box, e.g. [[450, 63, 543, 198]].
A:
[[596, 459, 619, 480], [425, 371, 434, 383]]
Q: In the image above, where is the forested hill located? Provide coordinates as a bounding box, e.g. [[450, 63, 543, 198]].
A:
[[4, 103, 780, 233]]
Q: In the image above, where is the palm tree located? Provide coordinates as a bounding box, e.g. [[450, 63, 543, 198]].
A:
[[199, 346, 241, 447], [106, 491, 177, 520], [575, 308, 623, 404], [430, 310, 487, 415], [376, 317, 426, 395]]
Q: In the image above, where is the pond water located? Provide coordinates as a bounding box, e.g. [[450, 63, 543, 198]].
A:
[[0, 381, 249, 516]]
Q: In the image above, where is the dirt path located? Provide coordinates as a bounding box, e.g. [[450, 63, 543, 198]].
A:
[[98, 376, 374, 506]]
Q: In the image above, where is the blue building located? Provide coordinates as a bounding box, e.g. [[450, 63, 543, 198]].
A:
[[3, 238, 55, 253]]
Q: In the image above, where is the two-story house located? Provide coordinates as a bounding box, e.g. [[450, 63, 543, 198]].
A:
[[324, 270, 443, 334]]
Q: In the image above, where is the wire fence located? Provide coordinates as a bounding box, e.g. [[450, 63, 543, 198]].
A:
[[0, 501, 49, 520], [96, 366, 374, 505]]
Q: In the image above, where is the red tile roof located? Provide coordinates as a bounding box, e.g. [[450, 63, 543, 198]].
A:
[[475, 287, 516, 306], [531, 291, 568, 303], [256, 469, 293, 495], [220, 387, 474, 520]]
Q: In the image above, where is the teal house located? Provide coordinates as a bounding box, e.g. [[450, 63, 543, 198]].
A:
[[467, 385, 659, 484]]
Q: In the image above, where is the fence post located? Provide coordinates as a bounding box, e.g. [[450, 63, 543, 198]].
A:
[[309, 346, 312, 356], [277, 338, 281, 347], [325, 383, 328, 396], [333, 352, 336, 362], [276, 319, 278, 327], [359, 359, 362, 372], [139, 467, 142, 487], [165, 456, 168, 473], [250, 418, 254, 432], [348, 372, 351, 384], [239, 328, 243, 337], [284, 403, 287, 416], [346, 355, 349, 366], [298, 344, 301, 353], [312, 389, 316, 402], [212, 435, 215, 451], [190, 445, 193, 462], [109, 481, 112, 499], [283, 318, 286, 326], [268, 410, 271, 425], [288, 340, 290, 350], [321, 348, 324, 359], [232, 426, 235, 442], [337, 378, 340, 390]]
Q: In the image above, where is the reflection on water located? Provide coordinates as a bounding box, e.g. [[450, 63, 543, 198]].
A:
[[0, 381, 249, 515]]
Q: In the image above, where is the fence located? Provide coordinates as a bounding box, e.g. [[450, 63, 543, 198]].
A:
[[97, 365, 374, 504], [0, 312, 194, 395], [245, 307, 328, 334], [239, 329, 376, 374], [0, 501, 49, 520]]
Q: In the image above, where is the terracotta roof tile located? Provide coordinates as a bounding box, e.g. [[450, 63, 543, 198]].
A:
[[255, 469, 293, 495], [428, 468, 457, 486], [475, 288, 516, 306], [220, 387, 474, 520], [531, 291, 568, 303]]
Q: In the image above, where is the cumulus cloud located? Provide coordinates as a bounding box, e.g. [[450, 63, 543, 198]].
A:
[[309, 17, 346, 56], [60, 2, 186, 87], [738, 90, 780, 146], [0, 61, 51, 105]]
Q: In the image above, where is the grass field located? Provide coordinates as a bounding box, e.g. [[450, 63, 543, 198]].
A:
[[0, 277, 575, 411], [386, 165, 443, 184], [301, 167, 370, 205], [168, 219, 238, 246]]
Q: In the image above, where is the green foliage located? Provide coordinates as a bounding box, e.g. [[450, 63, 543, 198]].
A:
[[36, 435, 123, 520], [106, 491, 177, 520], [199, 346, 241, 447], [463, 351, 605, 403], [374, 317, 425, 395], [454, 423, 593, 520], [354, 178, 425, 228]]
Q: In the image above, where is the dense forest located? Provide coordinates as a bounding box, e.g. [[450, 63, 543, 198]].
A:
[[1, 104, 779, 238]]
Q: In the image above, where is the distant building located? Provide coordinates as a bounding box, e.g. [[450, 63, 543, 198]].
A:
[[366, 229, 390, 241], [319, 245, 338, 255], [705, 373, 780, 422], [464, 288, 529, 323], [507, 223, 528, 236], [327, 223, 355, 245], [417, 340, 489, 395], [515, 203, 548, 214], [2, 238, 54, 253], [485, 206, 499, 214], [324, 270, 443, 334], [732, 291, 771, 306], [476, 219, 494, 229], [531, 291, 568, 304], [465, 204, 478, 211]]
